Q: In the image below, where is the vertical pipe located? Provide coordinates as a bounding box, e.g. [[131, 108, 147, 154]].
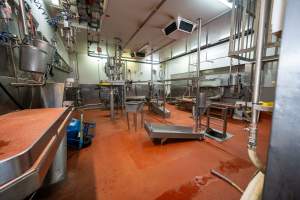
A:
[[110, 87, 114, 120], [229, 0, 236, 54], [151, 48, 153, 84], [195, 18, 202, 131], [19, 0, 28, 37], [163, 63, 166, 118], [188, 54, 191, 96], [124, 61, 127, 112], [248, 0, 268, 172], [150, 48, 154, 100]]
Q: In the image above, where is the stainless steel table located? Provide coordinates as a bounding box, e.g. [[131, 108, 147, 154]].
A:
[[144, 122, 204, 144], [0, 107, 73, 200]]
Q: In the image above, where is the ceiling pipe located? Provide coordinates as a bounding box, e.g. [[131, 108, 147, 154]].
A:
[[123, 0, 168, 49]]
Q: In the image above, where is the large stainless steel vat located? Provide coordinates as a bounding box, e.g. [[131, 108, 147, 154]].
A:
[[32, 39, 56, 65], [19, 45, 48, 73]]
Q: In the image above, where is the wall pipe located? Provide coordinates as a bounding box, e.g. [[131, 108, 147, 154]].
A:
[[248, 0, 268, 173], [240, 171, 265, 200]]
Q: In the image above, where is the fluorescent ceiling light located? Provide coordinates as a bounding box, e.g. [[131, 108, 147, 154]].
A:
[[51, 0, 60, 6], [217, 0, 232, 8]]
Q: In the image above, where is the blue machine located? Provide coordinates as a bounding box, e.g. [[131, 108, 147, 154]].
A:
[[67, 118, 95, 149]]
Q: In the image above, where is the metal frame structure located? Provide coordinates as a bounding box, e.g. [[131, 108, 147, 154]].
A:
[[228, 0, 279, 61], [144, 18, 205, 144], [206, 105, 229, 138]]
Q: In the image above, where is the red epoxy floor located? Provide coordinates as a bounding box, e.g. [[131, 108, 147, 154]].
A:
[[36, 104, 271, 200]]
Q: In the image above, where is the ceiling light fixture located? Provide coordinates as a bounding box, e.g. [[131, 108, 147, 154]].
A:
[[217, 0, 232, 8]]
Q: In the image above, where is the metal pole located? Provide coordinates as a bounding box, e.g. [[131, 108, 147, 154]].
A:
[[163, 63, 166, 118], [110, 87, 114, 120], [124, 61, 127, 112], [151, 48, 154, 84], [19, 0, 28, 36], [195, 18, 202, 131], [248, 0, 268, 172], [150, 48, 154, 100]]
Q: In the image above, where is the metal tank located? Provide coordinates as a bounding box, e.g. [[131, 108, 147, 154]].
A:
[[32, 39, 56, 65], [19, 45, 48, 73]]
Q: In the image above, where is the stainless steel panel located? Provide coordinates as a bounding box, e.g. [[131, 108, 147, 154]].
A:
[[263, 1, 300, 199], [19, 45, 48, 74], [0, 45, 13, 76], [207, 11, 231, 45], [40, 83, 65, 108], [149, 101, 171, 118], [43, 135, 67, 186]]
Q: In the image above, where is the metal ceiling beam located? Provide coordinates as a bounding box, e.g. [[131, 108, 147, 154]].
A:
[[123, 0, 168, 49]]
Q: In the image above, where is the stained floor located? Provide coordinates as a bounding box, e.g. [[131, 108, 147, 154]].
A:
[[36, 104, 271, 200]]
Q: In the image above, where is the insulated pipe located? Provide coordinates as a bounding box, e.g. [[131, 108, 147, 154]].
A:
[[248, 0, 268, 172], [19, 0, 28, 36], [248, 149, 265, 172], [195, 18, 202, 131], [211, 169, 244, 194], [240, 172, 265, 200]]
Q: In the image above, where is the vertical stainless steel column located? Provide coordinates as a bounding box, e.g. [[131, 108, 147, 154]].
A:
[[150, 48, 154, 100], [151, 49, 154, 82], [163, 63, 166, 118], [263, 0, 300, 198], [248, 0, 268, 172], [110, 87, 114, 120], [124, 61, 128, 112], [195, 18, 202, 131]]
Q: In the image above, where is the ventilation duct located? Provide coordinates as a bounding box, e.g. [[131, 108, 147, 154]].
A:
[[162, 17, 196, 39]]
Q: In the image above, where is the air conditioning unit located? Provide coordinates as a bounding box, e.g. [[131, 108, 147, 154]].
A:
[[130, 51, 146, 58], [162, 17, 196, 39]]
